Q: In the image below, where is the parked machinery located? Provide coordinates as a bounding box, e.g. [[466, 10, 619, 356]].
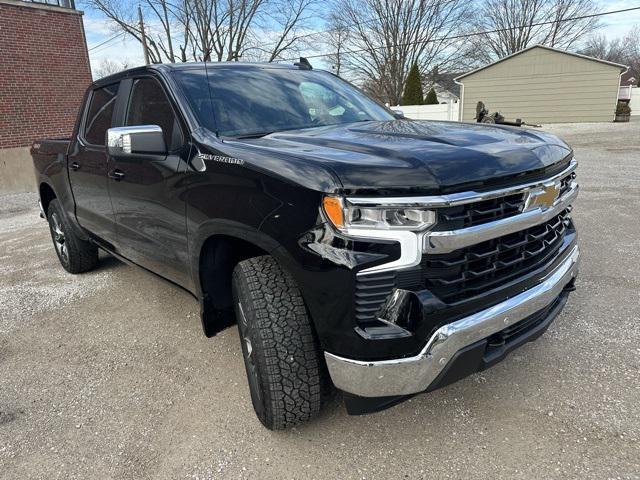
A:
[[474, 101, 537, 127]]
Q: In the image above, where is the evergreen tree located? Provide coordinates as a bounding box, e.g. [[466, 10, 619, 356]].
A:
[[425, 87, 439, 105], [401, 63, 424, 105]]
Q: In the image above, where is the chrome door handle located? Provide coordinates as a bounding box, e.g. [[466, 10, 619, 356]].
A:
[[108, 169, 125, 181], [70, 162, 80, 171]]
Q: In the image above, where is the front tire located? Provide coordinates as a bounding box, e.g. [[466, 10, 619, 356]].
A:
[[47, 199, 98, 274], [232, 256, 326, 430]]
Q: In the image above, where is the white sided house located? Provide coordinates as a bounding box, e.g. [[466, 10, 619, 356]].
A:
[[455, 45, 628, 124]]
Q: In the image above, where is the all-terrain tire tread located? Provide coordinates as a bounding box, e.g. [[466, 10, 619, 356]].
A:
[[233, 256, 325, 430]]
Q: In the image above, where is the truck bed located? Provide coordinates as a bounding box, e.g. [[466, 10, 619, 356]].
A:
[[31, 138, 70, 176]]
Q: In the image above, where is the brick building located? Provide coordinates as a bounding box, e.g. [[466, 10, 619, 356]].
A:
[[0, 0, 92, 193]]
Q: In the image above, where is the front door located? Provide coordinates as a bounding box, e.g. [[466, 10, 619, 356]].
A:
[[107, 76, 191, 286], [68, 82, 120, 244]]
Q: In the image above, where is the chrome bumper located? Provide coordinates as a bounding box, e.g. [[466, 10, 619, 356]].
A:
[[325, 245, 580, 398]]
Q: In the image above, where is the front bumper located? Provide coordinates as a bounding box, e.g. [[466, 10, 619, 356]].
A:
[[325, 244, 579, 398]]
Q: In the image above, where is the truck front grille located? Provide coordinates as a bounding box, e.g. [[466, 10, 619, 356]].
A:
[[436, 193, 525, 230], [435, 170, 576, 231], [352, 162, 578, 325], [417, 209, 572, 303], [355, 209, 574, 323]]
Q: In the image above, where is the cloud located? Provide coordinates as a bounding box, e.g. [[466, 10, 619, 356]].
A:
[[83, 16, 120, 43], [596, 0, 640, 37]]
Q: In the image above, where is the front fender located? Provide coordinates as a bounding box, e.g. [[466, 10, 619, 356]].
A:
[[189, 218, 285, 297]]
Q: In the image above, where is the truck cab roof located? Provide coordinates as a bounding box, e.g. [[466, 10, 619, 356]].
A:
[[92, 61, 308, 88]]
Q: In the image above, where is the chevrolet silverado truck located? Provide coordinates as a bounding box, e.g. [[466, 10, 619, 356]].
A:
[[31, 61, 579, 430]]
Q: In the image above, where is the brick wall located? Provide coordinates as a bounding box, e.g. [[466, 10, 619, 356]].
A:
[[0, 0, 92, 149]]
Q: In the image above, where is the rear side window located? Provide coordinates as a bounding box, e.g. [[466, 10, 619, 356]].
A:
[[84, 83, 119, 145], [125, 78, 182, 150]]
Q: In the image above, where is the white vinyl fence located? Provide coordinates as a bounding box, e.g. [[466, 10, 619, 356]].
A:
[[395, 102, 460, 121], [629, 87, 639, 116]]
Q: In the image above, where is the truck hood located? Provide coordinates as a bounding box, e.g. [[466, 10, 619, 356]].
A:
[[237, 120, 572, 194]]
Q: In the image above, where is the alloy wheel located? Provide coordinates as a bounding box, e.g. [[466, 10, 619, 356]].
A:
[[50, 213, 69, 265]]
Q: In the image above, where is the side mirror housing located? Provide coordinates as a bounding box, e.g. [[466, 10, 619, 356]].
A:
[[107, 125, 166, 156], [392, 109, 405, 119]]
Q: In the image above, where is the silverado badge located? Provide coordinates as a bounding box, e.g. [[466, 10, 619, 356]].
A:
[[198, 152, 244, 165]]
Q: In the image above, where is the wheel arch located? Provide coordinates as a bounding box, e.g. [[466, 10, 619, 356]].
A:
[[191, 221, 293, 337], [39, 182, 57, 216]]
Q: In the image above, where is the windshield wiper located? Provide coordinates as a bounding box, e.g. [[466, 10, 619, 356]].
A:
[[232, 121, 371, 140], [232, 125, 316, 139], [233, 131, 276, 139]]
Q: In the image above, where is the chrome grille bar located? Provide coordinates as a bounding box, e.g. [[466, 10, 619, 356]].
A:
[[424, 183, 578, 254], [346, 158, 577, 208]]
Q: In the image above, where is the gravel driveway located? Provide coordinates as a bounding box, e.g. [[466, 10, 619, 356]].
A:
[[1, 121, 639, 479]]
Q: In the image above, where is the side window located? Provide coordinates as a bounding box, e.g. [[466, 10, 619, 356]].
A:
[[126, 78, 182, 150], [84, 83, 119, 145]]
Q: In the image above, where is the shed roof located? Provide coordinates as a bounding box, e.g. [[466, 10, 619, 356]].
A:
[[455, 44, 627, 82]]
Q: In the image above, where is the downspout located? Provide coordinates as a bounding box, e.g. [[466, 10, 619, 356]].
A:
[[454, 77, 464, 122], [614, 66, 630, 122]]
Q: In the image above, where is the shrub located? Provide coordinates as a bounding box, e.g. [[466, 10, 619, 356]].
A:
[[424, 87, 439, 105], [401, 63, 424, 105]]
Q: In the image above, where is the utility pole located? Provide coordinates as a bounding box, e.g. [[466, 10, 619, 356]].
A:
[[138, 5, 150, 65]]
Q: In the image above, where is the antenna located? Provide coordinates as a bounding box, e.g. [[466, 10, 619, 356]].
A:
[[202, 54, 220, 138], [294, 57, 313, 70]]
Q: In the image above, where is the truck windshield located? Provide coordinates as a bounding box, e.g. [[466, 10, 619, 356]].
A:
[[173, 67, 394, 138]]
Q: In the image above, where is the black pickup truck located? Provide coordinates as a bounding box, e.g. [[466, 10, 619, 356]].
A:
[[32, 61, 579, 430]]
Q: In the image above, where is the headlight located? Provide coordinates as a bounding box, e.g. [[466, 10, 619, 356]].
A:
[[322, 196, 436, 232]]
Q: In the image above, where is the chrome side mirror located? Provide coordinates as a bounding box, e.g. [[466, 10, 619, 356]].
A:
[[107, 125, 166, 156]]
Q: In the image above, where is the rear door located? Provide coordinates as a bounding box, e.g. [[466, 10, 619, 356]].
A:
[[68, 82, 120, 243], [107, 76, 191, 286]]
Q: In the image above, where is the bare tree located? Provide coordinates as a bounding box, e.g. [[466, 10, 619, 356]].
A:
[[86, 0, 185, 63], [214, 0, 266, 61], [93, 58, 131, 79], [266, 0, 319, 61], [329, 0, 473, 105], [86, 0, 318, 63], [324, 11, 350, 76], [581, 33, 623, 63], [622, 26, 640, 80], [581, 26, 640, 81], [175, 0, 217, 61], [145, 0, 177, 61], [467, 0, 601, 64]]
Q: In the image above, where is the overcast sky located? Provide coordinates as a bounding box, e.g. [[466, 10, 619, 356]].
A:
[[81, 0, 640, 79]]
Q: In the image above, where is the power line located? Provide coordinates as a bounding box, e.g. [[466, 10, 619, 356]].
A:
[[261, 16, 380, 49], [88, 31, 127, 52], [281, 5, 640, 62]]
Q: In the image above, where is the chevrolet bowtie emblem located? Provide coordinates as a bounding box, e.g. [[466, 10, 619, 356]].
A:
[[524, 182, 561, 211]]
